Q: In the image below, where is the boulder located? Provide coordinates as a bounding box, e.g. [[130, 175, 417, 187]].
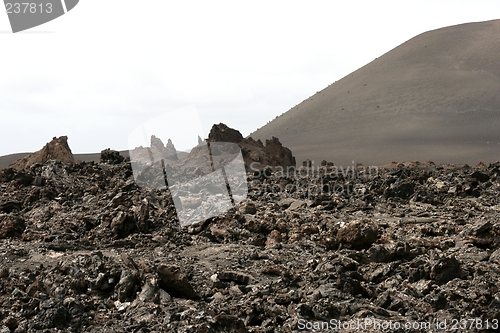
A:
[[188, 123, 296, 171], [261, 137, 296, 168], [100, 148, 124, 164], [157, 264, 199, 300], [336, 219, 380, 250]]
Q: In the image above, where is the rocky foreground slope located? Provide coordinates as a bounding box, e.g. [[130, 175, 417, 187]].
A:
[[0, 156, 500, 332]]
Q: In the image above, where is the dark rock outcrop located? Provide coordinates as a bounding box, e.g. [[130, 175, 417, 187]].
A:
[[207, 123, 296, 170], [129, 124, 294, 174], [100, 148, 124, 164], [208, 123, 244, 143], [9, 136, 74, 170], [260, 136, 296, 168]]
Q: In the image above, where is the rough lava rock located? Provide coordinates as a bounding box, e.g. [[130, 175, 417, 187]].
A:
[[100, 148, 124, 164], [0, 148, 500, 332], [208, 123, 244, 143], [336, 219, 380, 250], [0, 213, 25, 239], [9, 136, 74, 170], [208, 123, 296, 170]]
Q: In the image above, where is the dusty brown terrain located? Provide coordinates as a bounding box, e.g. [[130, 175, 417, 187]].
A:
[[206, 123, 295, 170], [250, 19, 500, 166]]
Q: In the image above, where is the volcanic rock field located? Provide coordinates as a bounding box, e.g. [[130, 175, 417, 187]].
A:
[[0, 144, 499, 332]]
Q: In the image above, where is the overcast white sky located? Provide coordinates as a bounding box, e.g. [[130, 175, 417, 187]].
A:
[[0, 0, 499, 155]]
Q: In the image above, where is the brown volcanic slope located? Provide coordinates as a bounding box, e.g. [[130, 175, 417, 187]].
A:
[[250, 19, 500, 166]]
